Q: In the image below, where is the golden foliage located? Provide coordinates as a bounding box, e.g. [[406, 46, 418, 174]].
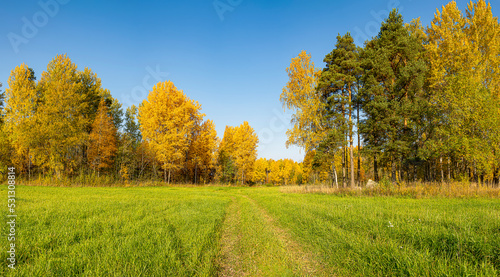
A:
[[188, 119, 219, 183], [251, 158, 303, 185], [233, 121, 259, 184], [218, 122, 258, 184], [36, 54, 90, 176], [280, 50, 325, 151], [3, 63, 37, 172], [251, 158, 269, 183], [138, 80, 203, 183], [88, 99, 118, 172]]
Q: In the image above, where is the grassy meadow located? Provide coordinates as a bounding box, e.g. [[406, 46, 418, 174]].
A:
[[1, 185, 499, 276]]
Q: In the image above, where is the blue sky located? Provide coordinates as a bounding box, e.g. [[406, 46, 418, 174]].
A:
[[1, 0, 498, 162]]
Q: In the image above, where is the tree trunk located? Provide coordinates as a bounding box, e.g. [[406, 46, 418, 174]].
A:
[[391, 158, 396, 183], [357, 103, 361, 186], [348, 85, 355, 187], [164, 163, 167, 183], [168, 169, 171, 184], [28, 149, 31, 182], [448, 157, 451, 182], [139, 150, 144, 179], [374, 154, 378, 182], [440, 156, 444, 183], [333, 158, 338, 188], [195, 164, 198, 184], [413, 162, 416, 183], [342, 145, 346, 188], [493, 167, 499, 187], [350, 145, 355, 187], [473, 160, 477, 183], [400, 157, 404, 183]]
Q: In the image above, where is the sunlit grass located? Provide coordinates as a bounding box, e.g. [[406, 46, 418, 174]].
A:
[[254, 187, 500, 276], [0, 186, 230, 276], [0, 185, 498, 276]]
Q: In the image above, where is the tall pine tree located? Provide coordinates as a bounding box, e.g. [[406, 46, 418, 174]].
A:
[[360, 9, 427, 182], [318, 33, 362, 187]]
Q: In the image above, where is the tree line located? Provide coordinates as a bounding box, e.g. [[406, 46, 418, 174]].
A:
[[0, 54, 340, 186], [0, 55, 263, 184], [281, 0, 500, 187], [1, 0, 497, 187]]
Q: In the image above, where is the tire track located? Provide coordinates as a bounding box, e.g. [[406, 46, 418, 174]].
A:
[[218, 197, 246, 277], [241, 194, 330, 277]]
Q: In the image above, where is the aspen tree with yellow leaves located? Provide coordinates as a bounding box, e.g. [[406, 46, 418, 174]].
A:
[[139, 81, 203, 184], [0, 82, 12, 177], [88, 99, 118, 175], [37, 54, 90, 177], [280, 50, 325, 151], [187, 119, 219, 183], [3, 64, 38, 176], [425, 0, 500, 183], [251, 158, 269, 184], [217, 126, 237, 183], [217, 122, 258, 184], [233, 121, 259, 184]]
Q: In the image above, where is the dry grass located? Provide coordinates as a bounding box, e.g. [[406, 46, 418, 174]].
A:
[[281, 182, 500, 198]]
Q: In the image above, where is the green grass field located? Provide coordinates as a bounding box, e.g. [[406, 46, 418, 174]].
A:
[[1, 185, 499, 276]]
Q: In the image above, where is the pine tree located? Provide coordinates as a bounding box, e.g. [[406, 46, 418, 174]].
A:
[[318, 33, 362, 187], [360, 9, 427, 182], [116, 105, 141, 181]]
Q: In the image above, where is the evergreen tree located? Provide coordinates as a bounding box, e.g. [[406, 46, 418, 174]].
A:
[[360, 9, 427, 182], [317, 33, 362, 187]]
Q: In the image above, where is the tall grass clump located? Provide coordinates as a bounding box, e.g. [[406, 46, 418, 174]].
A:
[[282, 181, 500, 198]]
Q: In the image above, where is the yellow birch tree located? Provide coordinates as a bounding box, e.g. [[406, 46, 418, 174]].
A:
[[37, 54, 89, 176], [280, 50, 325, 151], [3, 64, 38, 175], [187, 119, 219, 183], [88, 99, 118, 175], [139, 80, 203, 183], [232, 121, 259, 184]]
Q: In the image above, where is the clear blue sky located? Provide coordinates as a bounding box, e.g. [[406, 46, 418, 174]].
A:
[[2, 0, 498, 162]]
